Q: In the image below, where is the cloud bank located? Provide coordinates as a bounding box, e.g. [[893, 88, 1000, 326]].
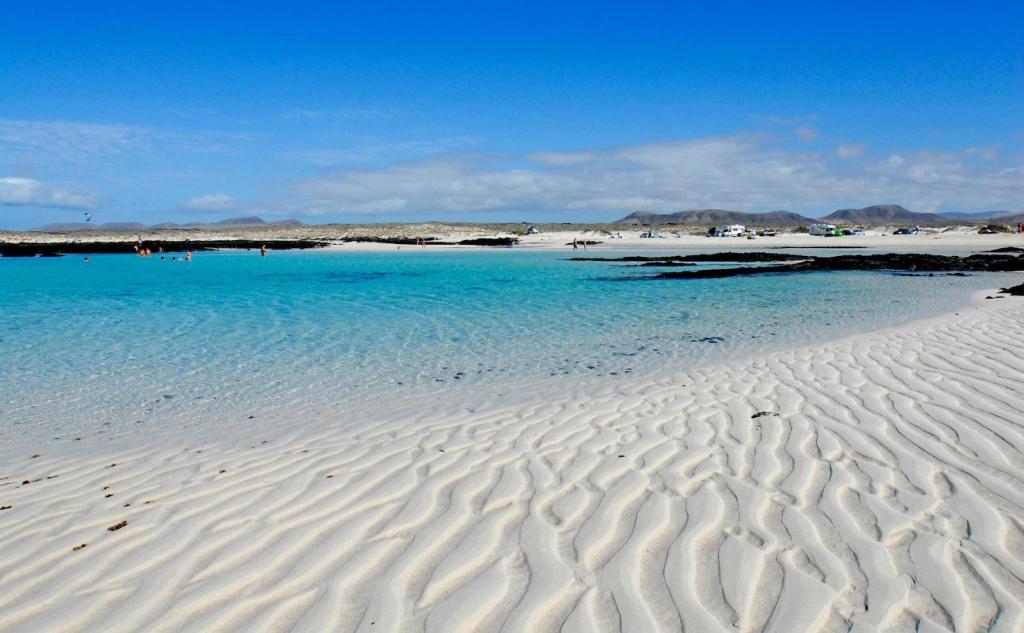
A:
[[182, 193, 239, 212], [0, 177, 97, 209], [290, 135, 1023, 217]]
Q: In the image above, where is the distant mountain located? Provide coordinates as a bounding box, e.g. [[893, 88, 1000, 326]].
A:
[[99, 222, 148, 231], [34, 222, 95, 232], [992, 212, 1024, 224], [212, 216, 266, 226], [616, 209, 815, 226], [820, 205, 944, 225]]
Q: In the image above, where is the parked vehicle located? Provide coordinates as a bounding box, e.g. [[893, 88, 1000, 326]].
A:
[[709, 224, 745, 237], [809, 223, 837, 236]]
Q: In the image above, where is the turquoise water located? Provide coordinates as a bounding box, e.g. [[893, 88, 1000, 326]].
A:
[[0, 249, 998, 441]]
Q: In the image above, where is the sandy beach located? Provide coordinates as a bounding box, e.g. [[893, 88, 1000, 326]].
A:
[[2, 288, 1022, 632], [4, 223, 1024, 254]]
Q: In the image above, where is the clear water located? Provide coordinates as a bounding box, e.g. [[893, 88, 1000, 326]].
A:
[[0, 249, 999, 442]]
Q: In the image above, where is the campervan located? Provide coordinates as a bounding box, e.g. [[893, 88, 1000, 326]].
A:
[[809, 223, 837, 236], [712, 224, 745, 237]]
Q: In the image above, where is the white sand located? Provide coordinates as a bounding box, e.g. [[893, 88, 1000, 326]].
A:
[[2, 292, 1023, 632], [515, 228, 1024, 252], [7, 223, 1024, 253]]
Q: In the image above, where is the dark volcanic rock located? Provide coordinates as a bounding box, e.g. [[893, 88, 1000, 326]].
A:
[[457, 237, 518, 246], [652, 253, 1024, 280], [0, 239, 329, 257], [986, 247, 1024, 253], [1000, 281, 1024, 296]]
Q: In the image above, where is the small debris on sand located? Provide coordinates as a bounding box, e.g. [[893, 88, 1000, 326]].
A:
[[72, 544, 87, 551], [107, 520, 128, 532], [0, 505, 12, 511], [751, 411, 778, 419]]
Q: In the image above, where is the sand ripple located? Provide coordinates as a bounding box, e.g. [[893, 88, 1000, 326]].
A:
[[1, 297, 1023, 632]]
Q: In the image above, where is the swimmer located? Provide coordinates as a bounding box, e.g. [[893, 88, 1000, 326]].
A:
[[83, 256, 90, 263], [186, 251, 192, 262], [260, 244, 267, 257]]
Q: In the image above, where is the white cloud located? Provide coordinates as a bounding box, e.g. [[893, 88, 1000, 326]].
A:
[[0, 177, 97, 209], [286, 135, 1024, 216], [290, 136, 479, 166], [0, 119, 250, 163], [836, 143, 866, 159], [280, 109, 389, 121], [795, 126, 819, 142], [182, 193, 238, 212], [527, 150, 600, 166]]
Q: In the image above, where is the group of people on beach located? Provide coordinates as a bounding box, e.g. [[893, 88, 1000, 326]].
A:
[[133, 244, 193, 262], [85, 242, 267, 263]]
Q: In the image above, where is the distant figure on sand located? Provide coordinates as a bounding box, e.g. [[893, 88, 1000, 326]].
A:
[[260, 244, 267, 257]]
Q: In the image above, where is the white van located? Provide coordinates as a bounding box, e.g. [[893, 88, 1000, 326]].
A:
[[809, 223, 837, 236], [713, 224, 745, 237]]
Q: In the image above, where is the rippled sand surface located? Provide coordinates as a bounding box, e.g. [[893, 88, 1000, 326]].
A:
[[2, 294, 1023, 632]]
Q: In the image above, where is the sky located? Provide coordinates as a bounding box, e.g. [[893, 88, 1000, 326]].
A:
[[1, 1, 1022, 229]]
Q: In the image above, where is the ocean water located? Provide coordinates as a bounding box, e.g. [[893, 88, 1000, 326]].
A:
[[0, 249, 999, 442]]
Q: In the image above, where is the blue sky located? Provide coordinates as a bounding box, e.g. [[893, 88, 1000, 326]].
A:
[[1, 1, 1022, 228]]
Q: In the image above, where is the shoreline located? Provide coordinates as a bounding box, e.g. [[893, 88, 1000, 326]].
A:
[[3, 225, 1024, 255], [2, 288, 1023, 631], [0, 278, 1001, 454]]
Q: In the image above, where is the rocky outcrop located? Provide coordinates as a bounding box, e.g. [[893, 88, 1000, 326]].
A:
[[651, 253, 1024, 280], [0, 239, 329, 257], [1000, 281, 1024, 296]]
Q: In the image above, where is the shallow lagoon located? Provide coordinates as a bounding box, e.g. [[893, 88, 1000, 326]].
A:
[[0, 249, 1000, 441]]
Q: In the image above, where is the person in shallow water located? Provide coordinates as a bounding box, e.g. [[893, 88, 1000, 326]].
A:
[[260, 244, 267, 257]]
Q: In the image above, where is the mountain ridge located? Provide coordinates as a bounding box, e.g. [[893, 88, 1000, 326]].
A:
[[615, 209, 816, 226]]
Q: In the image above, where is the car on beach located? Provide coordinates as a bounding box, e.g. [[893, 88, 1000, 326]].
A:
[[707, 224, 745, 237]]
